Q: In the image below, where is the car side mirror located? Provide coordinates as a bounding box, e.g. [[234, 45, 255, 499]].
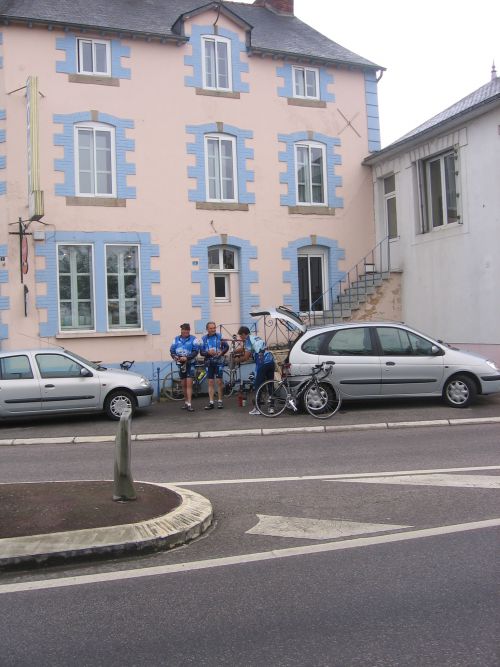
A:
[[80, 368, 93, 377], [431, 345, 443, 356]]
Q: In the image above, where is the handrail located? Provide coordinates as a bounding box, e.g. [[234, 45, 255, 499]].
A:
[[307, 236, 391, 326]]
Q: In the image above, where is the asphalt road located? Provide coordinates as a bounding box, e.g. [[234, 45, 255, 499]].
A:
[[1, 423, 499, 665]]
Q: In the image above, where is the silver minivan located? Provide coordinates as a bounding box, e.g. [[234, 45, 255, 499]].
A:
[[251, 308, 500, 408], [0, 348, 154, 420]]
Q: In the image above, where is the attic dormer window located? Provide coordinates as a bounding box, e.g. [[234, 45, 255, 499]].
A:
[[202, 35, 232, 91], [77, 38, 111, 76]]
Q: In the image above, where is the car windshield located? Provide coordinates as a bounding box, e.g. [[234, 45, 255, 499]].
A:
[[64, 349, 105, 370]]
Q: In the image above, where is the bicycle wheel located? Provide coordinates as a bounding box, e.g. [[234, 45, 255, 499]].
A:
[[304, 382, 341, 419], [222, 368, 234, 397], [255, 380, 287, 417], [161, 370, 185, 401]]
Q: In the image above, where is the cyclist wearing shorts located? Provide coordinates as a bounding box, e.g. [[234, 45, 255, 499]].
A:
[[236, 326, 275, 415], [170, 323, 200, 411], [200, 321, 229, 410]]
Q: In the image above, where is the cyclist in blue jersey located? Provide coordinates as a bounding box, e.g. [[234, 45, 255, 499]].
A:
[[236, 325, 275, 415], [170, 323, 200, 411], [200, 321, 229, 410]]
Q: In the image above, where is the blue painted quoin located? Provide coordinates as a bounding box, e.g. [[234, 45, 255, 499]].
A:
[[184, 24, 249, 93], [0, 244, 8, 339], [53, 111, 136, 199], [56, 34, 131, 79], [276, 63, 335, 102], [365, 71, 381, 152], [35, 231, 160, 337], [190, 236, 258, 333], [186, 123, 255, 204], [282, 237, 345, 312], [278, 131, 343, 208]]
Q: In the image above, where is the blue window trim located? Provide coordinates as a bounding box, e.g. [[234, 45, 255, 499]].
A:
[[184, 24, 249, 93], [0, 107, 5, 195], [56, 34, 131, 79], [35, 231, 160, 337], [282, 237, 345, 313], [186, 123, 255, 204], [190, 236, 258, 333], [278, 131, 343, 208], [365, 71, 381, 152], [277, 63, 335, 102], [53, 111, 136, 199], [0, 244, 9, 339]]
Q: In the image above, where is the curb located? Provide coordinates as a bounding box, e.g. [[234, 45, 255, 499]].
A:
[[0, 484, 213, 568], [0, 416, 499, 447]]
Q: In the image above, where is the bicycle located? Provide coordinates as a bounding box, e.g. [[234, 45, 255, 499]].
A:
[[255, 361, 341, 419], [221, 337, 255, 396], [161, 360, 233, 401]]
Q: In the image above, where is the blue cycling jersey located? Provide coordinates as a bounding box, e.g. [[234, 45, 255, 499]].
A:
[[200, 333, 229, 364], [244, 335, 274, 369], [170, 335, 199, 361]]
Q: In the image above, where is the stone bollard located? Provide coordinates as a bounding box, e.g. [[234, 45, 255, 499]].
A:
[[113, 408, 137, 502]]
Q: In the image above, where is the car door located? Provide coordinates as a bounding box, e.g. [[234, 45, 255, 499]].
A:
[[376, 326, 444, 396], [318, 326, 381, 397], [0, 353, 42, 414], [35, 352, 101, 412]]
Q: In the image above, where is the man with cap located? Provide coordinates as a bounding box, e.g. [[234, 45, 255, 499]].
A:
[[170, 323, 200, 411]]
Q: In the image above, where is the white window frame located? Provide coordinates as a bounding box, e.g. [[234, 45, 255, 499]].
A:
[[295, 141, 327, 206], [421, 149, 460, 232], [77, 38, 111, 76], [297, 247, 329, 312], [74, 122, 116, 198], [213, 274, 231, 302], [105, 244, 142, 331], [202, 35, 232, 91], [57, 243, 96, 332], [208, 246, 238, 304], [383, 174, 398, 240], [292, 66, 320, 100], [204, 134, 238, 203]]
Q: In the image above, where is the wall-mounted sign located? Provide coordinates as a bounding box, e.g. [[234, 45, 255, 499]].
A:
[[26, 75, 44, 221]]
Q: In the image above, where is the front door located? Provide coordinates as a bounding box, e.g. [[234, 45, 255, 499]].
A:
[[298, 252, 326, 312]]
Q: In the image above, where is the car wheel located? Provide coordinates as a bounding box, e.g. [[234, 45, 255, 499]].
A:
[[104, 389, 136, 420], [443, 374, 477, 408]]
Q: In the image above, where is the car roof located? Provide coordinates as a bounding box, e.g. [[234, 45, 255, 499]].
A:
[[0, 348, 64, 356]]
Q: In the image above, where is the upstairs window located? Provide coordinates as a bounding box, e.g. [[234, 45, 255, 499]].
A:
[[295, 142, 326, 205], [205, 134, 237, 202], [421, 150, 459, 232], [384, 174, 398, 239], [77, 38, 111, 76], [293, 66, 319, 99], [202, 36, 232, 91], [75, 123, 116, 197]]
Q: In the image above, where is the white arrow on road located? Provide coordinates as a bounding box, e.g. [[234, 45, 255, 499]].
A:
[[332, 474, 500, 489], [246, 515, 411, 540]]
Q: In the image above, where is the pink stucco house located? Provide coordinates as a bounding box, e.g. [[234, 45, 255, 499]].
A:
[[0, 0, 383, 377]]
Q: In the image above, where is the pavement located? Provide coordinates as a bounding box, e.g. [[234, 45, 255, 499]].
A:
[[1, 391, 499, 569]]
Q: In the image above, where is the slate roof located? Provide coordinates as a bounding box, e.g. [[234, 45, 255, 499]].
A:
[[0, 0, 381, 70]]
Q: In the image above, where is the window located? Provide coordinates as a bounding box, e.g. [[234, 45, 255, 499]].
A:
[[292, 66, 319, 99], [58, 245, 95, 331], [326, 328, 374, 356], [36, 353, 83, 379], [202, 36, 231, 91], [377, 327, 435, 356], [0, 355, 33, 380], [384, 175, 398, 239], [421, 150, 459, 231], [208, 246, 238, 303], [77, 38, 111, 76], [106, 245, 141, 329], [295, 142, 326, 205], [205, 135, 237, 202], [301, 332, 331, 355], [75, 123, 116, 197]]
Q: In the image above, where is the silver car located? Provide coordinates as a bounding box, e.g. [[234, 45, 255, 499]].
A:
[[252, 309, 500, 408], [0, 348, 154, 420]]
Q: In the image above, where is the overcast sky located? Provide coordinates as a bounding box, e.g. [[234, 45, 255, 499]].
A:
[[240, 0, 500, 147]]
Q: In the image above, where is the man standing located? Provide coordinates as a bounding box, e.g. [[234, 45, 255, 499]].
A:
[[200, 321, 229, 410], [170, 323, 199, 411], [236, 326, 275, 415]]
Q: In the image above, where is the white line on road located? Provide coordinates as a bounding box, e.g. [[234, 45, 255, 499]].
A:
[[1, 518, 499, 595], [334, 474, 500, 489]]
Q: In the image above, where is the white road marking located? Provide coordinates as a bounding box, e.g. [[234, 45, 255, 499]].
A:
[[1, 519, 498, 595], [167, 465, 500, 487], [334, 474, 500, 489], [246, 515, 411, 540]]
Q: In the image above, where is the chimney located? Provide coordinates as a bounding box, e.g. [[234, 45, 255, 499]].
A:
[[492, 61, 497, 81], [253, 0, 294, 16]]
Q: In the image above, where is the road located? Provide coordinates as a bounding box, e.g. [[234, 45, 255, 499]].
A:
[[1, 423, 499, 666]]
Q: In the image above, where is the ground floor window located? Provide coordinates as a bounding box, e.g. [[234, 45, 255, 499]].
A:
[[298, 248, 328, 311]]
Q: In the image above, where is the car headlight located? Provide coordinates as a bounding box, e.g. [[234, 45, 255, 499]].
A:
[[139, 376, 151, 387], [486, 360, 500, 372]]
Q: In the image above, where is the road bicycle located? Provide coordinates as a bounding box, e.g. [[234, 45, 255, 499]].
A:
[[221, 337, 255, 396], [161, 360, 233, 401], [255, 361, 341, 419]]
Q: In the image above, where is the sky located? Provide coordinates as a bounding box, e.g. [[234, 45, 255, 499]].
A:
[[238, 0, 500, 147]]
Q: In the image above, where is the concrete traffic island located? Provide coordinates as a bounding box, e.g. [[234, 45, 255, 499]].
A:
[[0, 480, 213, 569]]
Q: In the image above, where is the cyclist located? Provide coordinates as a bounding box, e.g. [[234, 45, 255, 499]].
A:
[[200, 321, 229, 410], [236, 326, 275, 415], [170, 323, 200, 412]]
